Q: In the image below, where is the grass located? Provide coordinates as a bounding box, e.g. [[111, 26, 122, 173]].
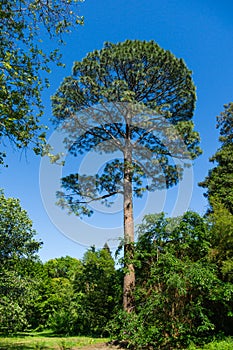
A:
[[1, 332, 232, 350], [0, 330, 109, 349], [186, 337, 233, 350]]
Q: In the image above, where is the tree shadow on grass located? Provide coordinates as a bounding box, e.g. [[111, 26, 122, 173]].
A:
[[0, 344, 36, 350]]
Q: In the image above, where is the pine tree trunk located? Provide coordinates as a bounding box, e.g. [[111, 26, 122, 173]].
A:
[[123, 123, 135, 312]]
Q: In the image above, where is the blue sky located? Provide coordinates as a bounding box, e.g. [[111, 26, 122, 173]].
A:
[[1, 0, 233, 262]]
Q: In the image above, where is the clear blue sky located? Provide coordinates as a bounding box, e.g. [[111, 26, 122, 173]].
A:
[[1, 0, 233, 262]]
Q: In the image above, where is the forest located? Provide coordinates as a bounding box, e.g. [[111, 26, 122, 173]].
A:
[[0, 1, 233, 349]]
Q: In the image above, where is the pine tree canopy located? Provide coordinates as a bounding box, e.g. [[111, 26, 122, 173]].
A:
[[52, 40, 202, 217]]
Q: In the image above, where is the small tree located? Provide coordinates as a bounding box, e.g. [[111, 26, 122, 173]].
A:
[[52, 40, 201, 311], [72, 245, 117, 335], [0, 190, 42, 332], [0, 190, 42, 268]]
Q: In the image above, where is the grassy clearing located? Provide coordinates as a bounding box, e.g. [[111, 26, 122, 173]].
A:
[[0, 331, 109, 349]]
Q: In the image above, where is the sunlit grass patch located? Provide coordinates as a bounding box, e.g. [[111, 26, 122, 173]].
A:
[[0, 331, 109, 349], [187, 337, 233, 350]]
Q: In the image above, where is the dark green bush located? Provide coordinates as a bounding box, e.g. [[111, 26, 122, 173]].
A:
[[108, 212, 233, 349]]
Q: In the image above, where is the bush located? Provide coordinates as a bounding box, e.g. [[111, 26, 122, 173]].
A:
[[0, 297, 28, 333], [108, 212, 233, 349]]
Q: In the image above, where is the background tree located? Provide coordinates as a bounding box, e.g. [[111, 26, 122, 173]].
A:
[[33, 256, 82, 331], [44, 255, 81, 279], [200, 170, 233, 334], [199, 103, 233, 321], [72, 245, 118, 336], [199, 102, 233, 214], [206, 201, 233, 336], [0, 189, 42, 268], [208, 201, 233, 283], [52, 40, 202, 311], [38, 248, 117, 336], [0, 0, 83, 165], [0, 190, 42, 332], [0, 269, 39, 333]]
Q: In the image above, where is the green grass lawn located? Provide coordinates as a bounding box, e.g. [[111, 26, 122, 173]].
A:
[[0, 330, 109, 349], [1, 331, 232, 350]]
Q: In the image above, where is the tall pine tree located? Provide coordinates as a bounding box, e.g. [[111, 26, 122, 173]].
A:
[[52, 40, 201, 311]]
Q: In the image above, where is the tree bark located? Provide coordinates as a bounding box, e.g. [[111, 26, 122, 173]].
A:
[[123, 121, 135, 312]]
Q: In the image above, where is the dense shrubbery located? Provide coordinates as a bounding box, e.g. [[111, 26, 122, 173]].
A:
[[108, 212, 233, 349], [34, 246, 119, 336]]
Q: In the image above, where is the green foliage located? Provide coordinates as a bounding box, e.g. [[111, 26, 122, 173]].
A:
[[0, 190, 43, 333], [0, 263, 41, 334], [71, 245, 118, 336], [47, 299, 81, 336], [0, 0, 83, 164], [187, 337, 233, 350], [198, 103, 233, 337], [109, 212, 233, 349], [201, 201, 233, 336], [34, 247, 118, 336], [54, 40, 196, 112], [208, 202, 233, 282], [0, 204, 232, 346], [44, 256, 82, 279], [0, 191, 42, 265], [34, 259, 80, 331], [0, 294, 28, 333], [0, 190, 42, 267], [199, 102, 233, 214]]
